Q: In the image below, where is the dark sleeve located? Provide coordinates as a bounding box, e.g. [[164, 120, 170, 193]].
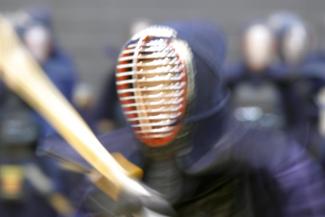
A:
[[270, 143, 325, 217], [186, 127, 325, 217], [234, 130, 325, 217]]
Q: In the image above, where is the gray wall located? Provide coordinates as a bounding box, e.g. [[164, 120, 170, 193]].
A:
[[2, 0, 325, 95]]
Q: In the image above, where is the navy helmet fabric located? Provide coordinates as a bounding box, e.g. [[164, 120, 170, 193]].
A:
[[269, 11, 303, 37], [165, 21, 228, 123]]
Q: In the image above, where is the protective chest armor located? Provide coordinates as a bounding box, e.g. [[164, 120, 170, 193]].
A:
[[231, 80, 285, 129]]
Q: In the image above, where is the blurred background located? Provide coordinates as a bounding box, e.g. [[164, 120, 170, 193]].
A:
[[2, 1, 325, 217], [2, 0, 325, 95]]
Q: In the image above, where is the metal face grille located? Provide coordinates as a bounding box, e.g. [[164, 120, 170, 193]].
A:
[[116, 30, 189, 147]]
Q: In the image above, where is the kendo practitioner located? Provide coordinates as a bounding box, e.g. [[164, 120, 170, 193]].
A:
[[269, 11, 325, 163], [41, 21, 325, 217], [16, 8, 78, 138], [224, 21, 287, 130]]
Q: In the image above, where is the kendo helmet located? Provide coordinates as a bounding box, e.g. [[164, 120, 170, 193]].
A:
[[115, 22, 228, 156], [268, 11, 310, 65]]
